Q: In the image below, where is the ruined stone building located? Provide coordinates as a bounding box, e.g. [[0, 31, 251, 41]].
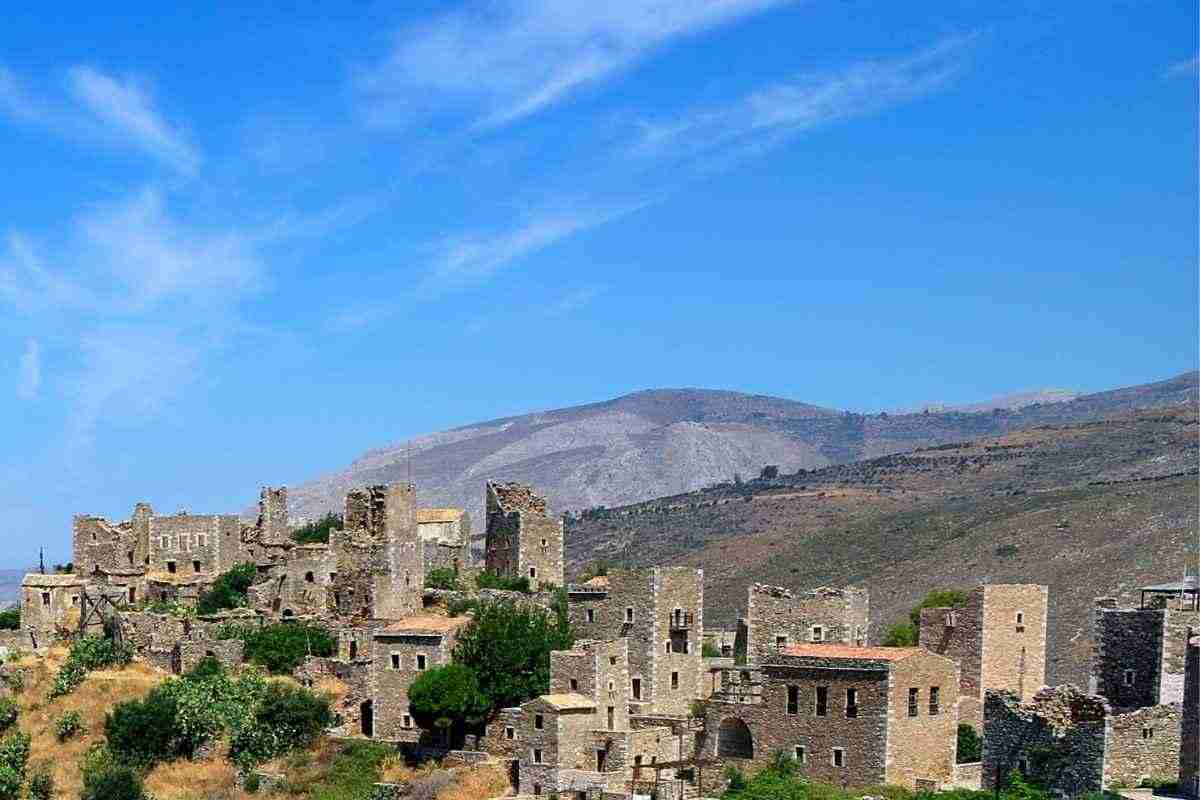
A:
[[417, 508, 471, 573], [1181, 632, 1199, 799], [982, 684, 1182, 794], [484, 482, 564, 589], [917, 584, 1048, 728], [744, 584, 869, 665], [567, 567, 704, 716], [699, 644, 959, 792], [20, 573, 87, 651], [368, 615, 473, 742]]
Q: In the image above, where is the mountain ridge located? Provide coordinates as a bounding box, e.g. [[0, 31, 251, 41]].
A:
[[281, 371, 1198, 536]]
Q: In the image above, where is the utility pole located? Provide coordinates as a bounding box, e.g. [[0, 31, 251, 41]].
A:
[[39, 547, 44, 575]]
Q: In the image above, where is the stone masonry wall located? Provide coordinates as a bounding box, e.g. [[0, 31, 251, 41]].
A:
[[1181, 636, 1199, 798], [920, 590, 984, 701], [884, 651, 959, 789], [652, 568, 704, 716], [981, 687, 1107, 796], [485, 482, 563, 590], [746, 585, 869, 666], [1104, 704, 1181, 788], [1094, 605, 1168, 711], [1161, 610, 1200, 705], [980, 584, 1048, 703], [371, 630, 454, 741]]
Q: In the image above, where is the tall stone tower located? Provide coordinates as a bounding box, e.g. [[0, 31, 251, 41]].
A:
[[484, 482, 564, 589], [257, 486, 290, 543], [333, 483, 423, 621]]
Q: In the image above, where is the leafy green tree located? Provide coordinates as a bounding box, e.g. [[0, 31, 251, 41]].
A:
[[474, 572, 531, 593], [228, 682, 332, 766], [881, 623, 918, 647], [956, 723, 982, 763], [291, 513, 343, 545], [425, 567, 461, 590], [0, 609, 17, 631], [408, 664, 489, 745], [702, 641, 721, 658], [882, 589, 970, 647], [196, 563, 259, 615], [216, 621, 336, 675], [452, 600, 573, 714], [105, 687, 180, 766]]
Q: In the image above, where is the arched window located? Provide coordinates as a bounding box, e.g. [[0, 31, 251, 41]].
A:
[[717, 717, 754, 759]]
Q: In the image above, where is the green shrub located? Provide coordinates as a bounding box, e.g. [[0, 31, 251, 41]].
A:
[[291, 513, 343, 546], [197, 563, 259, 616], [306, 741, 392, 800], [105, 687, 180, 766], [0, 765, 18, 800], [881, 623, 917, 647], [995, 544, 1019, 558], [408, 664, 488, 744], [0, 699, 15, 733], [229, 682, 332, 766], [243, 772, 261, 795], [0, 609, 17, 632], [26, 768, 53, 800], [217, 622, 336, 675], [55, 710, 84, 741], [424, 567, 461, 591], [446, 597, 478, 617], [474, 572, 531, 593], [452, 599, 573, 713], [956, 723, 982, 763], [702, 641, 721, 658], [50, 635, 133, 698], [82, 763, 143, 800]]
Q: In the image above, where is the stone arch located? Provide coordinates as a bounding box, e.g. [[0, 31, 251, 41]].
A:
[[717, 717, 754, 759]]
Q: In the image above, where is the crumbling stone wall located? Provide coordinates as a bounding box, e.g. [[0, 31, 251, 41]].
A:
[[73, 514, 142, 576], [177, 638, 244, 674], [1181, 636, 1199, 798], [21, 575, 85, 652], [296, 656, 371, 737], [1104, 704, 1181, 788], [982, 686, 1107, 796], [485, 483, 563, 589], [423, 540, 468, 574], [330, 484, 423, 622], [746, 584, 868, 665], [482, 707, 525, 759]]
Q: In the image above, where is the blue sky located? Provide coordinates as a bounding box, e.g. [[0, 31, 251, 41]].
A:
[[1, 1, 1196, 567]]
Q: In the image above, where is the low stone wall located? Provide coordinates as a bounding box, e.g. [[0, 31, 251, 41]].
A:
[[952, 762, 982, 789]]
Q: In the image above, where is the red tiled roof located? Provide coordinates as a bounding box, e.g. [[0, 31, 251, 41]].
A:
[[781, 644, 919, 662]]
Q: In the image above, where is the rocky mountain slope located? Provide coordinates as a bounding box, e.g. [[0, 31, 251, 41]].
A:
[[565, 403, 1199, 686], [283, 372, 1197, 542]]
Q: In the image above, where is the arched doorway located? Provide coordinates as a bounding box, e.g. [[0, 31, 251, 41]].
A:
[[717, 717, 754, 759]]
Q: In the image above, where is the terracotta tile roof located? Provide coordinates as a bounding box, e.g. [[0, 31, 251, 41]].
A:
[[538, 693, 596, 710], [378, 614, 473, 635], [781, 644, 920, 662], [416, 509, 464, 524]]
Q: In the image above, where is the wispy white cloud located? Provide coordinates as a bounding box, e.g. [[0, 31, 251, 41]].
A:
[[633, 34, 978, 168], [357, 0, 796, 129], [65, 66, 200, 174], [0, 188, 266, 448], [550, 285, 606, 316], [16, 339, 39, 400], [0, 63, 199, 174], [1164, 54, 1199, 78]]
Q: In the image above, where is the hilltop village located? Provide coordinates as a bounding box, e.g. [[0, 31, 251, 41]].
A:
[[2, 479, 1197, 800]]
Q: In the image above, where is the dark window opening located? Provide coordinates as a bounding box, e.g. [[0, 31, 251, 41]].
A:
[[929, 686, 940, 715], [786, 685, 799, 715], [846, 688, 858, 718], [908, 688, 919, 717], [816, 686, 828, 717]]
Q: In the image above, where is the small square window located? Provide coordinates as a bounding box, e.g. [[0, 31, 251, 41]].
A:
[[402, 714, 412, 728], [832, 748, 845, 768], [505, 726, 515, 740], [40, 592, 50, 607], [166, 561, 177, 574], [529, 567, 537, 579], [534, 714, 544, 730], [793, 746, 806, 763], [541, 539, 547, 548], [1142, 727, 1154, 740], [775, 635, 787, 649], [193, 560, 202, 573], [811, 625, 823, 643]]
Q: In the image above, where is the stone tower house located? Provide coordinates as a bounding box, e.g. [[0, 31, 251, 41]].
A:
[[331, 483, 424, 621], [918, 583, 1048, 728], [484, 482, 564, 589], [744, 584, 869, 665]]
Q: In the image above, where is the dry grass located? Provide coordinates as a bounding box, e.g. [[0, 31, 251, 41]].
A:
[[143, 757, 245, 800], [11, 649, 165, 799], [437, 765, 511, 800]]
